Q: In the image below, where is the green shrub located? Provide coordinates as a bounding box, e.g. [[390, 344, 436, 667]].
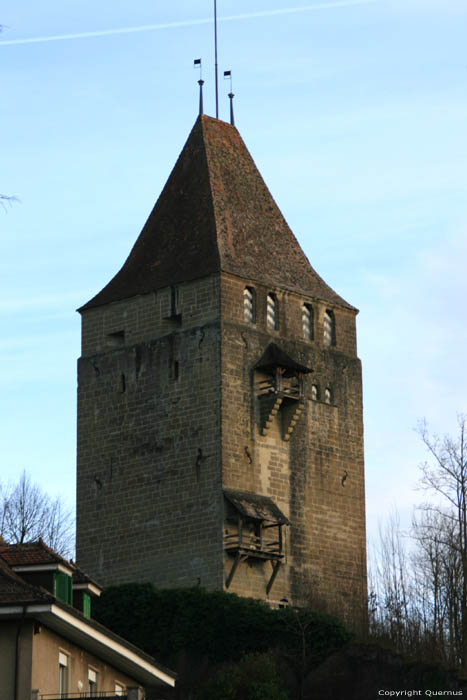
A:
[[197, 653, 288, 700], [93, 583, 351, 667]]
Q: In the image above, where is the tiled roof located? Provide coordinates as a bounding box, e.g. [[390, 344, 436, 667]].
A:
[[0, 546, 176, 684], [0, 556, 53, 605], [0, 539, 72, 570], [80, 116, 354, 312], [254, 342, 312, 375], [224, 488, 290, 525], [71, 562, 102, 590]]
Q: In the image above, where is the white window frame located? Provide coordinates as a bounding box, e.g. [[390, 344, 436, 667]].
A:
[[88, 667, 98, 693], [58, 651, 68, 697]]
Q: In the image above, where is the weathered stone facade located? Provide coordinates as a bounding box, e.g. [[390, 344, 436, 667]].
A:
[[77, 277, 223, 591], [76, 115, 367, 631]]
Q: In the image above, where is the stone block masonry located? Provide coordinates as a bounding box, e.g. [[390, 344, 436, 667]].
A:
[[220, 274, 367, 630], [77, 276, 224, 591], [77, 269, 367, 632], [76, 115, 367, 633]]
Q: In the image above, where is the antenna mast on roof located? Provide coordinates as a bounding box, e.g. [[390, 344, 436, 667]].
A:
[[214, 0, 219, 118]]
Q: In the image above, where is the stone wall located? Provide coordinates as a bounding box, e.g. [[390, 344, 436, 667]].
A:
[[220, 273, 367, 629], [77, 269, 367, 631], [76, 275, 223, 590]]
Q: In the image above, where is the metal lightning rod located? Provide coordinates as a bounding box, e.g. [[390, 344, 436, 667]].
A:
[[214, 0, 219, 118]]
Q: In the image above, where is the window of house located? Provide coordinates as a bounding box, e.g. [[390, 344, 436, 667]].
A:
[[311, 384, 319, 401], [88, 668, 98, 695], [115, 682, 125, 696], [324, 387, 332, 404], [243, 287, 256, 323], [302, 304, 314, 340], [323, 310, 336, 347], [58, 652, 68, 698], [266, 293, 278, 330]]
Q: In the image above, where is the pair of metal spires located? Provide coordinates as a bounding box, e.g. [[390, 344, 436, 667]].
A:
[[193, 0, 235, 126], [194, 59, 235, 126]]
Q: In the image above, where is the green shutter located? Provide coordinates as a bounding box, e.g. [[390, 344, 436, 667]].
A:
[[83, 592, 91, 618], [54, 572, 73, 604], [68, 575, 73, 606]]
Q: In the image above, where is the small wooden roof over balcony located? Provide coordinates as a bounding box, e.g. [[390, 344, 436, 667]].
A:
[[254, 343, 312, 378], [223, 488, 290, 526]]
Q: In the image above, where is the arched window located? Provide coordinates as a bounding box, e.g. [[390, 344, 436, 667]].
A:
[[323, 309, 336, 347], [266, 293, 278, 331], [311, 384, 319, 401], [243, 287, 256, 323], [302, 304, 314, 340], [324, 387, 332, 404]]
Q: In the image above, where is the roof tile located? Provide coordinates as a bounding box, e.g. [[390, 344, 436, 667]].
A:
[[80, 116, 354, 312]]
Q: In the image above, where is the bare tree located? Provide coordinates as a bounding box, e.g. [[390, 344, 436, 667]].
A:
[[368, 418, 467, 668], [368, 511, 417, 652], [0, 471, 74, 558], [417, 415, 467, 670], [411, 509, 462, 664]]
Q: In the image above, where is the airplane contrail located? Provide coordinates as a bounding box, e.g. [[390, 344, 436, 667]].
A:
[[0, 0, 379, 47]]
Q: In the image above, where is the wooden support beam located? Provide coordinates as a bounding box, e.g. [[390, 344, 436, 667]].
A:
[[226, 551, 241, 589], [266, 560, 282, 595]]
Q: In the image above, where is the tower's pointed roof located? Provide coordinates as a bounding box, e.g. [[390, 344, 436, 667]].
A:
[[80, 116, 354, 312]]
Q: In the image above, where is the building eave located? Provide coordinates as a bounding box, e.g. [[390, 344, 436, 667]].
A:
[[0, 602, 176, 688], [11, 563, 73, 576]]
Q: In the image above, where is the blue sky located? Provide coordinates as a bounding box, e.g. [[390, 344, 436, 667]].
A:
[[1, 0, 466, 546]]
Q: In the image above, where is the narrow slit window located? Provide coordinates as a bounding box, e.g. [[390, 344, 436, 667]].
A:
[[302, 304, 314, 340], [266, 293, 278, 330], [170, 285, 179, 316], [311, 384, 319, 401], [118, 373, 126, 393], [243, 287, 256, 323], [323, 310, 336, 347], [324, 387, 332, 404]]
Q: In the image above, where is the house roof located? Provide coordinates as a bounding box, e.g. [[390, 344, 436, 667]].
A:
[[223, 488, 290, 525], [80, 115, 354, 312], [0, 541, 175, 687], [0, 556, 53, 605], [71, 563, 102, 593], [0, 539, 74, 574], [0, 540, 102, 593]]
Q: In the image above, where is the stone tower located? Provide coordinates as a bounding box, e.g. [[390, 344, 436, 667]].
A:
[[76, 116, 367, 630]]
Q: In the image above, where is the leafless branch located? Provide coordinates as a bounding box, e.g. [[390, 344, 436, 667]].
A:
[[0, 471, 74, 558]]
